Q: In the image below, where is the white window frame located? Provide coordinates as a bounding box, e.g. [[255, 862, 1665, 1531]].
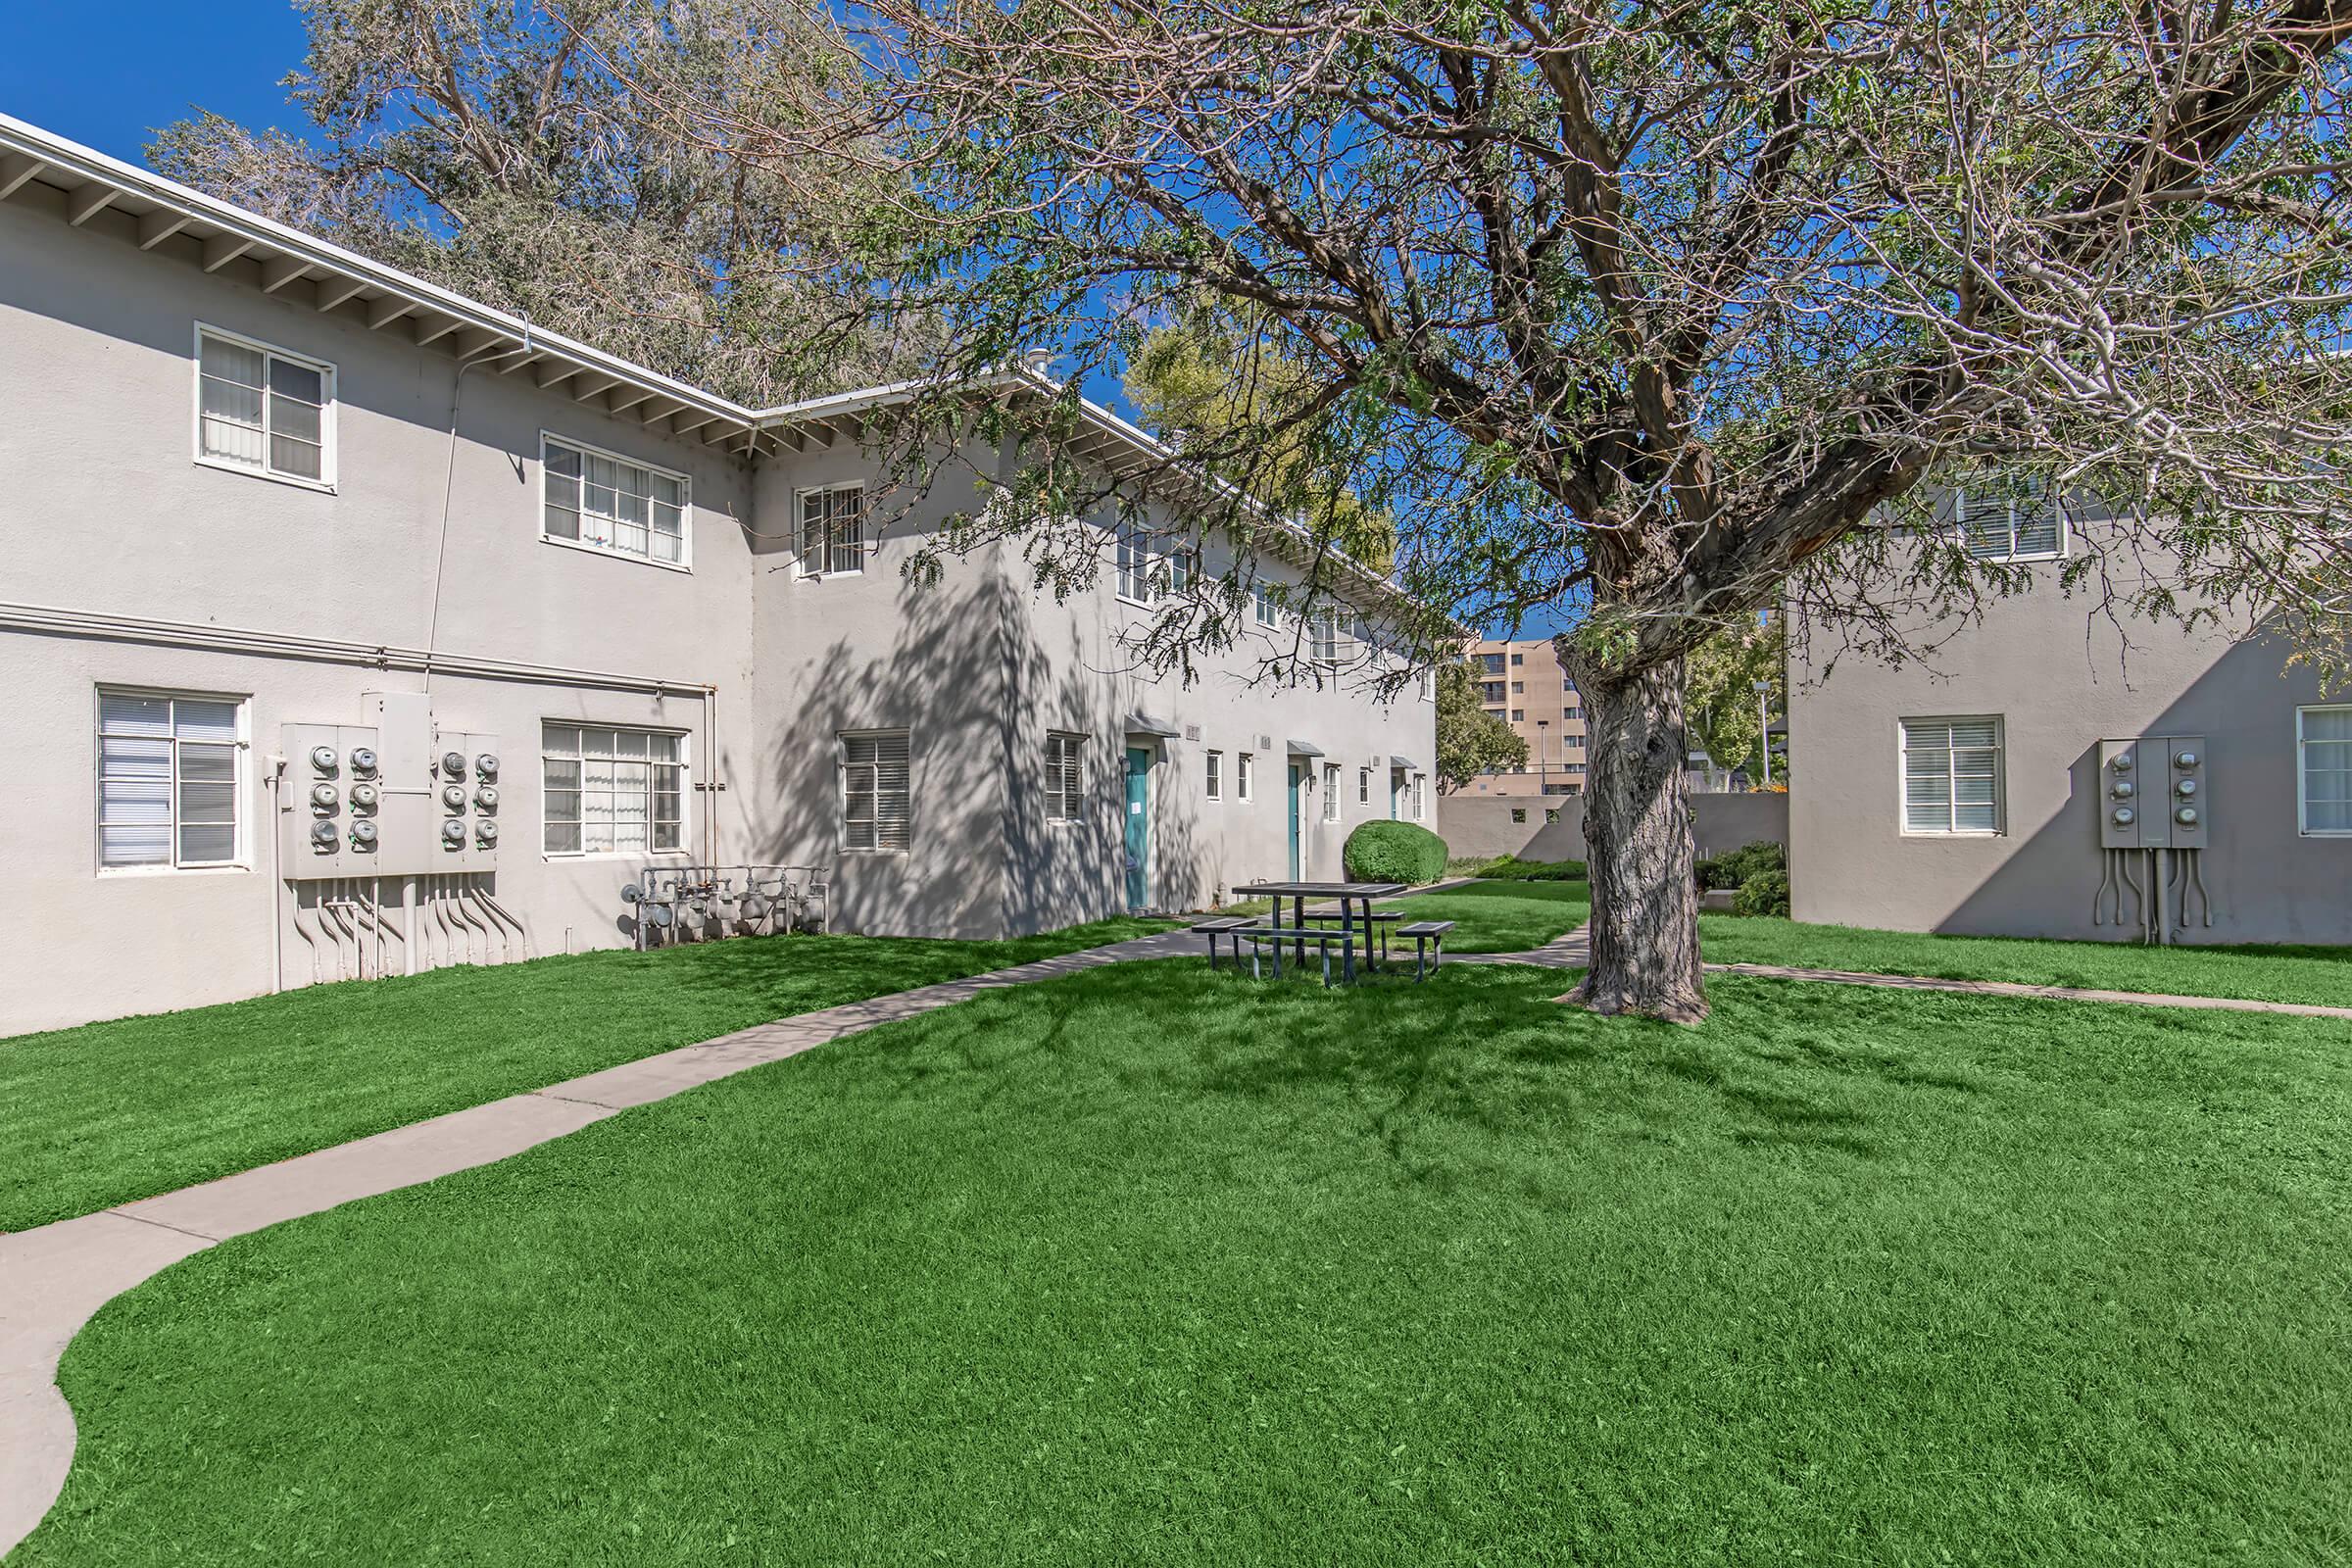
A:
[[94, 686, 250, 875], [540, 433, 693, 572], [839, 728, 911, 854], [1114, 516, 1153, 606], [2297, 705, 2352, 836], [1238, 751, 1256, 803], [1955, 488, 2068, 564], [1322, 762, 1341, 821], [1205, 749, 1224, 802], [540, 722, 691, 858], [1045, 730, 1087, 823], [1309, 607, 1346, 665], [1358, 767, 1372, 805], [191, 324, 336, 493], [1898, 715, 2007, 836], [1412, 772, 1428, 820], [1252, 582, 1279, 628], [798, 482, 866, 579]]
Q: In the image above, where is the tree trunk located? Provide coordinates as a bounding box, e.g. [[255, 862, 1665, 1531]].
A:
[[1569, 659, 1707, 1022]]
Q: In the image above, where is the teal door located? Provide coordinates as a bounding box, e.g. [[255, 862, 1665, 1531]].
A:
[[1124, 747, 1151, 909], [1287, 762, 1303, 878]]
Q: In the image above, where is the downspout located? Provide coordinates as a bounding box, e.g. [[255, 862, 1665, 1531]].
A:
[[266, 755, 287, 995]]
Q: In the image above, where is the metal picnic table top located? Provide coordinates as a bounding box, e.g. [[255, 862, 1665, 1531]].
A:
[[1231, 881, 1406, 899]]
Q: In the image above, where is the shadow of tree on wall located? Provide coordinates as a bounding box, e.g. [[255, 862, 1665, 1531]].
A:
[[745, 561, 1209, 940]]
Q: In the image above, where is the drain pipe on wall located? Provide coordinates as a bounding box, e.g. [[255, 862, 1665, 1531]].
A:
[[266, 755, 287, 995]]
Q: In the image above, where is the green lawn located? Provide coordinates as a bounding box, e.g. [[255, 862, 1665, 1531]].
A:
[[22, 961, 2351, 1564], [0, 916, 1173, 1235], [1379, 878, 1590, 952], [1700, 913, 2352, 1008]]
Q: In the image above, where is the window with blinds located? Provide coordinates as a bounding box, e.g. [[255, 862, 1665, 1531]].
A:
[[542, 724, 686, 854], [841, 730, 910, 852], [543, 437, 688, 566], [97, 690, 243, 869], [2299, 707, 2352, 834], [1901, 717, 2004, 833], [197, 328, 331, 486], [1045, 732, 1086, 821], [1957, 487, 2065, 562], [800, 484, 866, 577]]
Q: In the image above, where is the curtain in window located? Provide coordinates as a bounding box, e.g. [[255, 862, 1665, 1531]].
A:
[[541, 723, 685, 854], [842, 731, 910, 851], [2305, 709, 2352, 832], [544, 440, 687, 564], [1902, 718, 2001, 832], [198, 337, 267, 468], [99, 693, 239, 867]]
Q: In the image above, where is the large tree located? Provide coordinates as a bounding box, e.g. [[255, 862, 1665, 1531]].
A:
[[678, 0, 2352, 1017], [153, 0, 912, 403]]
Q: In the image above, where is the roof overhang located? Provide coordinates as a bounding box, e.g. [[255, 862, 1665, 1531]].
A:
[[1390, 756, 1419, 770], [1286, 739, 1327, 757], [1123, 712, 1182, 738]]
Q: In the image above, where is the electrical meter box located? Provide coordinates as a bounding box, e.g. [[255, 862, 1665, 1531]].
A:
[[431, 728, 504, 870], [280, 696, 497, 876], [2097, 735, 2209, 850]]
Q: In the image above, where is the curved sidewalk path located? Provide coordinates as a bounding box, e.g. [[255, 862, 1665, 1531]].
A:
[[8, 919, 2349, 1554]]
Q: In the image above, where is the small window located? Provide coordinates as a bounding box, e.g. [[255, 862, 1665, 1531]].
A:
[[1418, 669, 1434, 702], [543, 436, 689, 567], [1357, 767, 1371, 805], [541, 723, 687, 855], [1238, 751, 1255, 802], [1510, 808, 1527, 824], [1510, 710, 1525, 722], [1115, 517, 1152, 604], [195, 327, 333, 488], [1510, 653, 1524, 666], [1253, 583, 1278, 628], [1412, 772, 1428, 819], [1322, 762, 1341, 821], [1310, 608, 1344, 664], [841, 729, 911, 852], [1482, 682, 1506, 704], [799, 483, 865, 577], [1511, 681, 1524, 694], [1045, 731, 1086, 822], [2299, 707, 2352, 835], [1205, 749, 1224, 801], [1901, 716, 2004, 834], [1167, 543, 1196, 595], [97, 689, 245, 870], [1482, 654, 1505, 674], [1957, 486, 2066, 563], [1564, 706, 1581, 720]]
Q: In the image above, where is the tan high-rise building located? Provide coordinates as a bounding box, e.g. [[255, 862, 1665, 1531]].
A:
[[1461, 638, 1588, 795]]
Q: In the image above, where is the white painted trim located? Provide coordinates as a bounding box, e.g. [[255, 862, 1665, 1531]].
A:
[[92, 683, 253, 875], [1895, 714, 2007, 836], [536, 718, 693, 858]]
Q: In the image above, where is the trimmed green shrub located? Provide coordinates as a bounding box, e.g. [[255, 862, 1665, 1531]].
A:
[[1345, 820, 1448, 885], [1472, 856, 1588, 882], [1733, 868, 1791, 916], [1693, 857, 1738, 891], [1714, 839, 1788, 887]]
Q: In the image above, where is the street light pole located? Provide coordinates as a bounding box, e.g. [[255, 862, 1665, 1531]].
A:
[[1752, 679, 1773, 789], [1536, 718, 1549, 795]]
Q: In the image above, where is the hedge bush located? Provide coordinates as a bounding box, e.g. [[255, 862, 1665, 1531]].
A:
[[1469, 856, 1588, 881], [1716, 839, 1787, 885], [1733, 868, 1791, 917], [1345, 820, 1448, 885]]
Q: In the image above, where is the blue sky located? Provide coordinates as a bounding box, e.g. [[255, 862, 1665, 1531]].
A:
[[1, 2, 1562, 639]]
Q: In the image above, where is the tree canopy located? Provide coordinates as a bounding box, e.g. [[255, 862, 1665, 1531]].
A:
[[1435, 661, 1532, 793]]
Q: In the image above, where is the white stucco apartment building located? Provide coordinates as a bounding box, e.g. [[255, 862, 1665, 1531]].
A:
[[0, 114, 1436, 1035]]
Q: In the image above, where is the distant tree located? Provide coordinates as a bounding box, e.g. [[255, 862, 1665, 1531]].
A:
[[1681, 618, 1787, 789], [1125, 304, 1398, 573], [149, 0, 911, 403], [1435, 661, 1530, 793]]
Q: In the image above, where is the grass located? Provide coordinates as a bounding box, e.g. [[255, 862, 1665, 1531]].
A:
[[1700, 913, 2352, 1008], [1455, 855, 1589, 881], [22, 961, 2352, 1565], [0, 915, 1173, 1235]]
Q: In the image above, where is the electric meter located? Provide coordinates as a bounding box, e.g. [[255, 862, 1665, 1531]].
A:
[[441, 819, 467, 847], [476, 820, 499, 846], [474, 784, 499, 809], [476, 753, 499, 777], [2176, 751, 2199, 768], [2177, 807, 2199, 826], [350, 782, 379, 809], [442, 784, 466, 810], [442, 751, 467, 778], [2111, 807, 2136, 827], [350, 747, 377, 774], [2111, 753, 2133, 771], [2111, 780, 2134, 799], [350, 819, 378, 847], [2177, 778, 2197, 797], [310, 782, 339, 809], [311, 745, 338, 773], [310, 819, 339, 849]]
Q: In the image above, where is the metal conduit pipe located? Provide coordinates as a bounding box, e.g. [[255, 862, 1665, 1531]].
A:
[[454, 878, 493, 962], [288, 882, 324, 986], [472, 886, 532, 960], [430, 874, 458, 967], [459, 879, 505, 964]]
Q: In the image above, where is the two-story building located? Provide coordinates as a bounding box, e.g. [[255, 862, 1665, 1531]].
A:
[[1787, 488, 2352, 945], [0, 113, 1436, 1035]]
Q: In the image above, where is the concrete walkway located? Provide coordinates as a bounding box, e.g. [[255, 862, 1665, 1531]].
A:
[[6, 916, 2344, 1553]]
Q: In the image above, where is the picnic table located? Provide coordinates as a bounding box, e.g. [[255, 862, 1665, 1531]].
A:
[[1230, 880, 1405, 977]]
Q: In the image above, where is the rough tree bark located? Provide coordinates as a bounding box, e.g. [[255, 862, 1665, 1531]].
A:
[[1567, 659, 1705, 1023]]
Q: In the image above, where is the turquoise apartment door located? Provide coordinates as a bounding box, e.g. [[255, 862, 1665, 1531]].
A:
[[1287, 761, 1303, 879], [1124, 747, 1151, 909]]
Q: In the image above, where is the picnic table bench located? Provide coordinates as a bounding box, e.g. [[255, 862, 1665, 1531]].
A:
[[1190, 914, 1261, 970], [1234, 924, 1358, 986], [1396, 919, 1455, 980]]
